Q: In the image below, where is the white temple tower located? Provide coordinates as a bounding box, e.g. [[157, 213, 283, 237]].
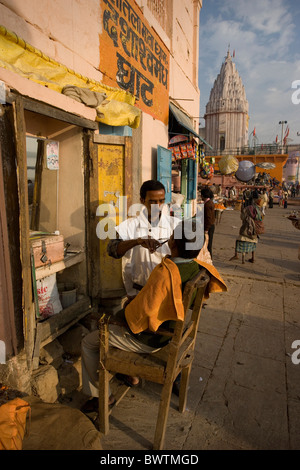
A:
[[205, 50, 249, 153]]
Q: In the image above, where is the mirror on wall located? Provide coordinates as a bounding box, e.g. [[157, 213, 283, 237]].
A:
[[26, 136, 59, 232]]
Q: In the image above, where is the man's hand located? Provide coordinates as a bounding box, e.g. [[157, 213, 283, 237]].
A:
[[115, 236, 162, 257], [138, 237, 161, 253]]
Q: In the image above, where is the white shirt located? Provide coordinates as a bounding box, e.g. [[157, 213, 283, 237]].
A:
[[116, 208, 181, 296]]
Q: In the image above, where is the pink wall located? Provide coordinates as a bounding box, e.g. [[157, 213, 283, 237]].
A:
[[0, 0, 201, 185], [0, 0, 102, 82]]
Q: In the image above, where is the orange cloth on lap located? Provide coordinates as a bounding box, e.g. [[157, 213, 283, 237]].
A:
[[125, 257, 227, 335]]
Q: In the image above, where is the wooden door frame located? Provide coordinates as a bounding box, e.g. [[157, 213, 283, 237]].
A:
[[3, 94, 98, 368], [2, 92, 134, 364], [12, 97, 36, 368], [0, 142, 17, 358]]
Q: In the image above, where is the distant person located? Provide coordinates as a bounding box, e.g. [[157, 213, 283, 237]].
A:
[[243, 188, 252, 208], [283, 190, 288, 209], [214, 200, 226, 226], [210, 183, 217, 195], [261, 188, 269, 215], [291, 185, 296, 198], [230, 192, 265, 264], [278, 189, 283, 207], [201, 187, 215, 258], [229, 186, 236, 200]]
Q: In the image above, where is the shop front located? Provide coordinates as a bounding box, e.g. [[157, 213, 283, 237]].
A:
[[0, 0, 201, 395], [168, 102, 213, 214], [0, 23, 140, 390]]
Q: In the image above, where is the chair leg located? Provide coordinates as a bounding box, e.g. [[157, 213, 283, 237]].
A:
[[178, 366, 191, 413], [153, 379, 173, 450], [98, 368, 110, 434]]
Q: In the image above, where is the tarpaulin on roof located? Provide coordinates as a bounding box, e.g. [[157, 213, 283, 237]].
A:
[[0, 25, 141, 128]]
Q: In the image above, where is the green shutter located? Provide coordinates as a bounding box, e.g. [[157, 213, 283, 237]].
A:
[[157, 145, 172, 203]]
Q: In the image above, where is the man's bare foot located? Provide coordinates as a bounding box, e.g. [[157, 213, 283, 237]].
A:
[[248, 259, 255, 263], [131, 376, 139, 386], [116, 373, 139, 387], [229, 255, 238, 261]]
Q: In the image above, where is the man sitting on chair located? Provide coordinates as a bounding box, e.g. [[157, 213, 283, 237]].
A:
[[81, 219, 226, 412]]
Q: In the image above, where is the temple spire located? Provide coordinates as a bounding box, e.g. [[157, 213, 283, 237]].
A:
[[204, 50, 249, 152], [226, 44, 231, 59]]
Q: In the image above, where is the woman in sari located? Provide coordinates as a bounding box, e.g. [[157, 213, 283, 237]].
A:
[[230, 192, 264, 264]]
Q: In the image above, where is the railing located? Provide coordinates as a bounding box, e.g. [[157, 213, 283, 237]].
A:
[[203, 145, 289, 157]]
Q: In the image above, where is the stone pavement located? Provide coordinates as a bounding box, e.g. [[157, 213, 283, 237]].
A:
[[74, 199, 300, 450]]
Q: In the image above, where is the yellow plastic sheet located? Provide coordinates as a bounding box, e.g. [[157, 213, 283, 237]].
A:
[[0, 25, 141, 128]]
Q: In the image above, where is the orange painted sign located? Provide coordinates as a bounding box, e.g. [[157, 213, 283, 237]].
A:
[[100, 0, 170, 124]]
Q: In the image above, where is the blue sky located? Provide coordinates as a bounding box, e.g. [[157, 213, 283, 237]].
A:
[[198, 0, 300, 146]]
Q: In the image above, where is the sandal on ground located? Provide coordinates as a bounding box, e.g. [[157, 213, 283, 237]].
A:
[[80, 397, 98, 413], [81, 395, 116, 413], [115, 373, 139, 387]]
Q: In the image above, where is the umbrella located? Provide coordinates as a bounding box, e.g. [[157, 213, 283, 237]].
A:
[[169, 134, 189, 145], [255, 162, 276, 170], [218, 155, 239, 175], [235, 161, 256, 182]]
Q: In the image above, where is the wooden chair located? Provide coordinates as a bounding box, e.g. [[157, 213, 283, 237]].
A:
[[98, 268, 210, 450]]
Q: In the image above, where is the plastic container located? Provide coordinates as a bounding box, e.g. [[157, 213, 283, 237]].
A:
[[58, 282, 77, 309]]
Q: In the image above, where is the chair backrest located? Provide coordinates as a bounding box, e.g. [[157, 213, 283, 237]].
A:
[[172, 268, 209, 341], [158, 268, 210, 376]]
